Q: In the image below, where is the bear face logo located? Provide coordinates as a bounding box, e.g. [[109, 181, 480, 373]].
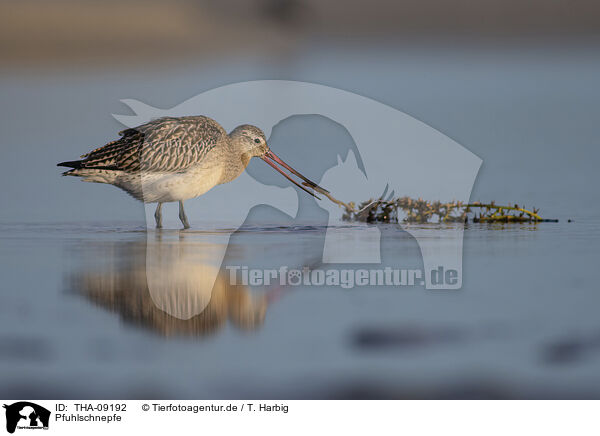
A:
[[3, 402, 50, 434]]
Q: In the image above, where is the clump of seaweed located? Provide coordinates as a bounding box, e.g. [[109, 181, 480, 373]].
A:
[[307, 184, 558, 224], [346, 198, 557, 223]]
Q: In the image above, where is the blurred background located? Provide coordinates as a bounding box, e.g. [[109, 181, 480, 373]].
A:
[[2, 0, 600, 68], [1, 0, 600, 222], [1, 0, 600, 399]]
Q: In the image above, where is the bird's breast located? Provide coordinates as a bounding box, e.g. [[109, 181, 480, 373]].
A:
[[136, 166, 224, 203]]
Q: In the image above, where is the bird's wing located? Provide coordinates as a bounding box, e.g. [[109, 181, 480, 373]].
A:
[[79, 116, 228, 173]]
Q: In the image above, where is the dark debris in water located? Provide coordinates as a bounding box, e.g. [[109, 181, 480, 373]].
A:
[[351, 325, 464, 351], [322, 382, 513, 400], [316, 187, 558, 223], [343, 198, 557, 224], [0, 336, 55, 362], [542, 332, 600, 365]]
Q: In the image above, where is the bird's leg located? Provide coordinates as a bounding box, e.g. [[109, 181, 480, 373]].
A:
[[154, 202, 163, 229], [179, 201, 190, 229]]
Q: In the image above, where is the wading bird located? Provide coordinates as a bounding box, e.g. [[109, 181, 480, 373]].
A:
[[58, 116, 327, 229]]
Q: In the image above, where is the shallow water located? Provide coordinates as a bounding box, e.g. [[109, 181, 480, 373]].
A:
[[1, 41, 600, 398], [1, 218, 599, 399]]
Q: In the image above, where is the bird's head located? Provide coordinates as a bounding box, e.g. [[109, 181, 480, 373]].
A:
[[230, 124, 269, 160], [230, 124, 329, 199]]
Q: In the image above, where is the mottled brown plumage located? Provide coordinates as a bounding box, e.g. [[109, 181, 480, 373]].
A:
[[70, 116, 227, 173], [58, 115, 327, 229]]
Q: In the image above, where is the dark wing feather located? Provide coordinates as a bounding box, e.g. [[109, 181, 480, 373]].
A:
[[74, 116, 227, 173]]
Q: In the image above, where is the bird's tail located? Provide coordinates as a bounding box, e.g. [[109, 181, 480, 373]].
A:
[[57, 160, 117, 183], [57, 160, 83, 169], [57, 160, 82, 178], [58, 160, 84, 177]]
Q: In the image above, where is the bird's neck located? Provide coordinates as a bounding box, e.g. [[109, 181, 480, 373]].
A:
[[220, 146, 251, 184]]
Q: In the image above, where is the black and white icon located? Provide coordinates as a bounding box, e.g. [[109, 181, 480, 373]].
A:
[[3, 402, 50, 434]]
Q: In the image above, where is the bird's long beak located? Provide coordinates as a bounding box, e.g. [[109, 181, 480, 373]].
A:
[[261, 150, 329, 199]]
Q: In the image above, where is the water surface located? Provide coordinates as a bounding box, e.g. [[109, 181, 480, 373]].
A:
[[1, 218, 599, 399]]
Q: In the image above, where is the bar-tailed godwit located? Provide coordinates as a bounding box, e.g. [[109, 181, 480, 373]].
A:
[[58, 116, 327, 229]]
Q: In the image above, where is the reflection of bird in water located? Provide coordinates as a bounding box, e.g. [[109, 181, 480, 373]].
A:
[[68, 241, 277, 337], [58, 116, 327, 229]]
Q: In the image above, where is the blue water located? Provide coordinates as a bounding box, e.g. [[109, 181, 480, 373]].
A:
[[1, 41, 599, 398], [0, 217, 599, 399]]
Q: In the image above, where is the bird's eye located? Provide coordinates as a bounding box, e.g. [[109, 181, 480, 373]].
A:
[[254, 138, 261, 144]]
